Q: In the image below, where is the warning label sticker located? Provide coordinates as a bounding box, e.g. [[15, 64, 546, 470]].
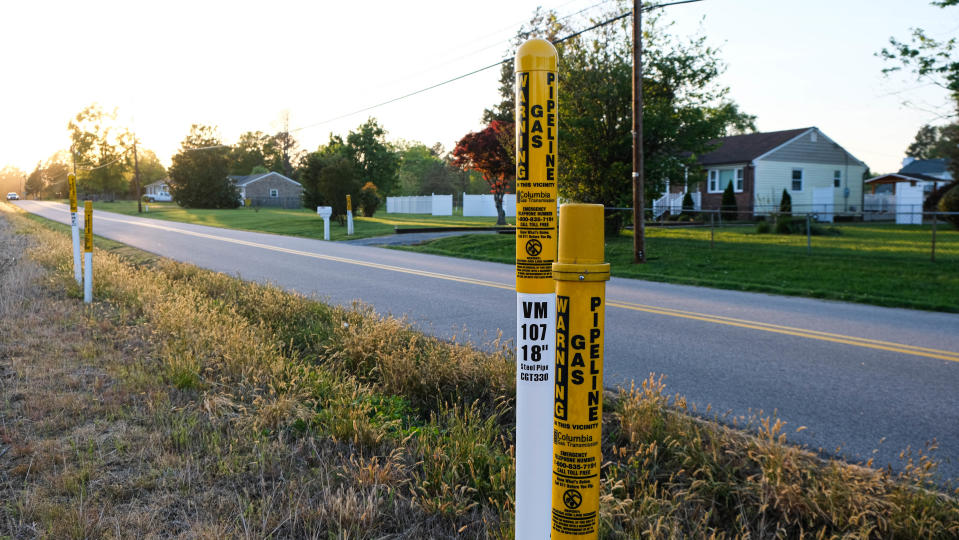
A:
[[552, 291, 604, 537], [515, 69, 557, 292]]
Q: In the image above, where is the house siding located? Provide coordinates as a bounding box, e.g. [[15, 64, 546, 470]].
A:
[[762, 130, 861, 166], [241, 174, 303, 200], [754, 160, 866, 213], [699, 163, 754, 219]]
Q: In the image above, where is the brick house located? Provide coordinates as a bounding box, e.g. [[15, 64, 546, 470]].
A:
[[229, 172, 303, 208], [691, 127, 867, 219]]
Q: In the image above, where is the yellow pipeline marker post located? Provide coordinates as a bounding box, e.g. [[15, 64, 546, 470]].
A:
[[346, 194, 354, 236], [514, 37, 559, 540], [551, 204, 609, 539], [68, 173, 82, 285], [83, 201, 93, 304]]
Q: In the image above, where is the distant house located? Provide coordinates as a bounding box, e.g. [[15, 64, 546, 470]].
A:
[[143, 180, 172, 202], [689, 127, 867, 218], [864, 158, 953, 196], [229, 172, 303, 208]]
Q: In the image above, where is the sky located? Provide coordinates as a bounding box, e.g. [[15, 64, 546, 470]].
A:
[[1, 0, 956, 177]]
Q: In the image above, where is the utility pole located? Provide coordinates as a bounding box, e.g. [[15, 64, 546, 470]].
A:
[[631, 0, 646, 263], [133, 137, 142, 213]]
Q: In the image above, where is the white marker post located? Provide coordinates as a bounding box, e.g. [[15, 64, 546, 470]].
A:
[[83, 201, 93, 303], [68, 174, 81, 285], [514, 38, 559, 540], [346, 194, 354, 236], [317, 206, 332, 241]]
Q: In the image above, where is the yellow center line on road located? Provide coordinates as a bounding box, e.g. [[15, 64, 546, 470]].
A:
[[608, 300, 959, 362], [48, 204, 959, 363]]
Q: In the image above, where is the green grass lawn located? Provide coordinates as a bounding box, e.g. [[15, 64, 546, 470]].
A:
[[86, 200, 513, 241], [396, 222, 959, 312]]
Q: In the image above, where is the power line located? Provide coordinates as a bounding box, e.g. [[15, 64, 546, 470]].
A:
[[291, 0, 705, 133]]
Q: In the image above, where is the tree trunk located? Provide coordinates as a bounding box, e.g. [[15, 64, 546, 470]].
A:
[[494, 194, 506, 225]]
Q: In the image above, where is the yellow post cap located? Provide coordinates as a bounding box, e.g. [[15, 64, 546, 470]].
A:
[[558, 204, 605, 264], [516, 38, 558, 72], [553, 203, 610, 281]]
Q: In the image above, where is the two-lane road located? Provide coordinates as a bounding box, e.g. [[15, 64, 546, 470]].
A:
[[15, 201, 959, 479]]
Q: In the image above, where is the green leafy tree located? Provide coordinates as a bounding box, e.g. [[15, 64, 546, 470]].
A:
[[397, 142, 468, 195], [721, 181, 737, 220], [25, 163, 44, 197], [397, 142, 439, 195], [68, 104, 132, 196], [270, 130, 302, 178], [124, 148, 166, 198], [780, 188, 792, 214], [168, 125, 238, 208], [938, 183, 959, 228], [681, 191, 694, 215], [490, 8, 753, 218], [880, 0, 959, 179], [906, 124, 956, 159], [483, 7, 567, 124], [230, 131, 274, 175], [344, 118, 399, 195], [299, 136, 360, 221], [40, 152, 72, 199], [357, 181, 381, 217]]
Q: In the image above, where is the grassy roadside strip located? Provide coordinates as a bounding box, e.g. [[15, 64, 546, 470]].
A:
[[85, 201, 514, 242], [395, 229, 959, 312], [2, 206, 958, 538]]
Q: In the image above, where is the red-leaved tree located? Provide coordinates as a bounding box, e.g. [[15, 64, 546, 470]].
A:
[[452, 120, 514, 225]]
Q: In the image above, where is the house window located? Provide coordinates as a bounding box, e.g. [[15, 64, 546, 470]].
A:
[[791, 169, 803, 191], [833, 170, 841, 188], [269, 189, 279, 198], [707, 168, 743, 193]]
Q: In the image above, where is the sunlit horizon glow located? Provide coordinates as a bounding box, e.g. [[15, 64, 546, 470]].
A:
[[1, 0, 955, 176]]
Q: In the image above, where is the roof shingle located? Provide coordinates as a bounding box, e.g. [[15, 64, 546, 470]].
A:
[[697, 128, 811, 166]]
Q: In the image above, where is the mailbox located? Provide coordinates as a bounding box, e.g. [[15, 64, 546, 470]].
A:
[[316, 206, 333, 240]]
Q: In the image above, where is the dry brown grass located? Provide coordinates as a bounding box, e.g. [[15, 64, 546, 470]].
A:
[[2, 204, 958, 539]]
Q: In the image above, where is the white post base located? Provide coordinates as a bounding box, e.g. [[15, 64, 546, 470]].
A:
[[514, 292, 556, 540], [71, 217, 81, 285], [347, 210, 354, 236], [83, 251, 92, 303]]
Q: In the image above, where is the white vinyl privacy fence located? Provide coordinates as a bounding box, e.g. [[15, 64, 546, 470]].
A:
[[896, 184, 924, 225], [385, 194, 453, 215], [463, 193, 516, 217], [385, 193, 520, 217]]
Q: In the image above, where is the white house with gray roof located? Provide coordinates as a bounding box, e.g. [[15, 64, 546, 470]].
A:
[[691, 127, 868, 218]]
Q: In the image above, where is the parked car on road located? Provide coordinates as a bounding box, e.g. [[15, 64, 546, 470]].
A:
[[6, 192, 19, 200]]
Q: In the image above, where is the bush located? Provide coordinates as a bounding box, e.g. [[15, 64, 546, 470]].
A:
[[756, 220, 771, 234], [721, 182, 738, 220], [357, 182, 381, 217], [681, 191, 695, 214], [938, 183, 959, 229], [773, 216, 840, 236], [604, 210, 624, 237], [780, 188, 792, 214]]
